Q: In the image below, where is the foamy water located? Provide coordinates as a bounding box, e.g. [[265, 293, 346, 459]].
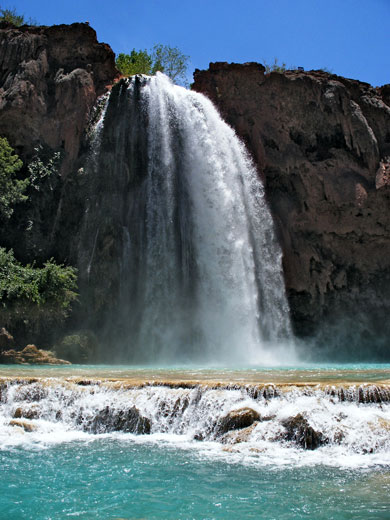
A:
[[1, 367, 389, 469]]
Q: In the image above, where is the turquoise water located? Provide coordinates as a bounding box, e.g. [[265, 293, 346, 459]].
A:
[[1, 438, 389, 519], [1, 365, 389, 519], [1, 363, 389, 383]]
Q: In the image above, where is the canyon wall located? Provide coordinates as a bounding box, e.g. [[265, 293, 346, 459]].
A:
[[194, 63, 390, 355], [0, 22, 389, 357], [0, 22, 117, 169], [0, 23, 118, 263]]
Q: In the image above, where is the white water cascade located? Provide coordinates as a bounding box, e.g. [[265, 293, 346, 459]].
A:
[[1, 378, 390, 466], [80, 73, 293, 364]]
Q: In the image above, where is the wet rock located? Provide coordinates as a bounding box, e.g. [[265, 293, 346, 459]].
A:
[[281, 413, 326, 450], [221, 422, 259, 444], [14, 383, 48, 402], [9, 419, 37, 432], [87, 406, 151, 434], [13, 406, 39, 419], [217, 407, 261, 435], [0, 344, 71, 365], [13, 407, 23, 418]]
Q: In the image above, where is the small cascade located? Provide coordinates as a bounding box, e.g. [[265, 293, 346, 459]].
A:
[[78, 73, 293, 364], [1, 378, 390, 464]]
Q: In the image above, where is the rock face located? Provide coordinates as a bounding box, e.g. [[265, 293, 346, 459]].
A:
[[0, 327, 14, 350], [0, 23, 119, 267], [0, 22, 118, 172], [193, 63, 390, 357]]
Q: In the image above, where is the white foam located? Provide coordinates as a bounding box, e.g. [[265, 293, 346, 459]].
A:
[[1, 379, 389, 467]]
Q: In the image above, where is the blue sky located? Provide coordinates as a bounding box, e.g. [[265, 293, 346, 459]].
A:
[[9, 0, 390, 86]]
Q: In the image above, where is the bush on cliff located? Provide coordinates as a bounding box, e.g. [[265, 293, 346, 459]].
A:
[[0, 248, 78, 343], [0, 6, 37, 26], [116, 50, 153, 77], [0, 136, 29, 220], [263, 58, 288, 74], [116, 44, 189, 85]]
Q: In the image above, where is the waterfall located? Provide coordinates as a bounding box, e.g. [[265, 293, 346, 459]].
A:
[[78, 73, 293, 364]]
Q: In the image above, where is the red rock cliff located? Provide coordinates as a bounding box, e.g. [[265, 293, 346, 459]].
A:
[[0, 22, 118, 172], [194, 63, 390, 351]]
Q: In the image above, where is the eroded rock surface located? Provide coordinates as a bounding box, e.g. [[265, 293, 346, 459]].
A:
[[194, 63, 390, 356], [0, 328, 14, 351], [0, 22, 118, 171]]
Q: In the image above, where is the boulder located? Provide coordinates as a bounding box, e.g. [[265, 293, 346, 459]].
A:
[[13, 406, 39, 419], [9, 419, 37, 432], [281, 413, 326, 450], [221, 422, 259, 444], [217, 407, 261, 435], [86, 406, 151, 434]]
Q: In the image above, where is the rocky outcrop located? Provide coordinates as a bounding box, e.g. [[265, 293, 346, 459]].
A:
[[0, 344, 71, 364], [0, 23, 119, 267], [0, 22, 118, 171], [193, 63, 390, 357]]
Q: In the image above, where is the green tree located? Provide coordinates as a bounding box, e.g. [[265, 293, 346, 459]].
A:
[[0, 247, 78, 338], [0, 136, 29, 220], [0, 6, 36, 26], [116, 50, 153, 76], [116, 44, 189, 85], [151, 44, 189, 84], [27, 144, 63, 192]]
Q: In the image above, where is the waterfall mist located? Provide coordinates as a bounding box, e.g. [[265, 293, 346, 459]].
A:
[[78, 73, 295, 365]]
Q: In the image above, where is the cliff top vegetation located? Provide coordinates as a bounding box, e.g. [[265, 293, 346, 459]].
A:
[[116, 45, 189, 86], [0, 5, 37, 26]]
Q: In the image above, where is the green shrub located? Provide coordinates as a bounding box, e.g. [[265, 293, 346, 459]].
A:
[[54, 332, 98, 363], [0, 136, 28, 219], [263, 58, 288, 74], [0, 6, 37, 26], [27, 144, 63, 192], [0, 248, 78, 338], [116, 44, 189, 85]]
